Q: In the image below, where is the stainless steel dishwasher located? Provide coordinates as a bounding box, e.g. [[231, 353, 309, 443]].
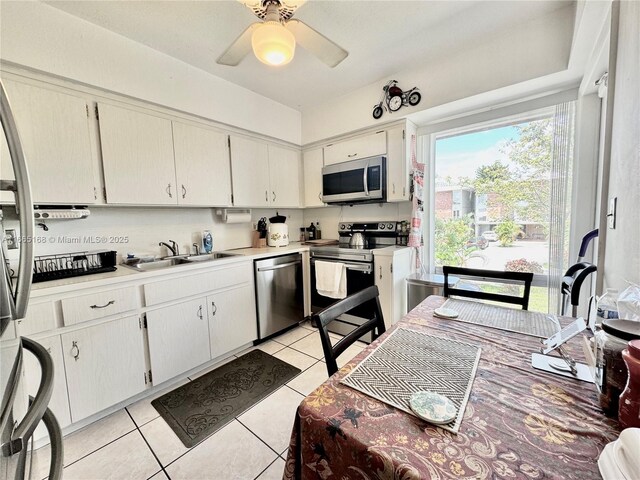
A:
[[255, 253, 304, 340]]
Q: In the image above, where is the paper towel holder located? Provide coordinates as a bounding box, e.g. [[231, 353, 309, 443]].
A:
[[216, 208, 252, 223]]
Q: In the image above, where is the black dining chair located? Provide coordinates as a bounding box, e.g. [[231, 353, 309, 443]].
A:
[[313, 285, 386, 376], [442, 266, 534, 310]]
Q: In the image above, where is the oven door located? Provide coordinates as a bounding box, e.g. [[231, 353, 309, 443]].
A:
[[321, 156, 386, 204], [310, 259, 375, 317]]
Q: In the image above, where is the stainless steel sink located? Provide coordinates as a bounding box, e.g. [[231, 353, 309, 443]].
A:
[[127, 257, 192, 271], [184, 252, 239, 262], [125, 252, 240, 271]]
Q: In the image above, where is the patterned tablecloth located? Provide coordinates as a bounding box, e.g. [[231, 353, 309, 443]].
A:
[[284, 296, 620, 480]]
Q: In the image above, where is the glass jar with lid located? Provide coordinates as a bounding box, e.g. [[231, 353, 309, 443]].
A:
[[594, 319, 640, 416]]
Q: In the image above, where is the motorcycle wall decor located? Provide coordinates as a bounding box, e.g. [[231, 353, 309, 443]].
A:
[[372, 80, 421, 119]]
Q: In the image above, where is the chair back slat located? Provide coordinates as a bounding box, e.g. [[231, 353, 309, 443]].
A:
[[442, 266, 534, 310], [313, 286, 386, 376]]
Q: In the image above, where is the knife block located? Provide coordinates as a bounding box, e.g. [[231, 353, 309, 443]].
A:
[[252, 231, 267, 248]]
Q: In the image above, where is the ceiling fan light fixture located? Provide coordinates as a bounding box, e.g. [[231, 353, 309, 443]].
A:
[[251, 20, 295, 66]]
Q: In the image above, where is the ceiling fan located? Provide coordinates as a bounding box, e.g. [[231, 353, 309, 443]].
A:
[[217, 0, 348, 67]]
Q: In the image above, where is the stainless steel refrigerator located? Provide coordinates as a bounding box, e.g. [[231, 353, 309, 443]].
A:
[[0, 81, 63, 479]]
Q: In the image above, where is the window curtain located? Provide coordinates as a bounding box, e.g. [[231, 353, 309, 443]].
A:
[[548, 101, 575, 314], [408, 133, 425, 271]]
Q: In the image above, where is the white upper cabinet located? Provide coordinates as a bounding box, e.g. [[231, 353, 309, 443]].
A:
[[386, 122, 416, 202], [268, 145, 301, 208], [2, 80, 95, 204], [98, 103, 177, 205], [229, 135, 271, 207], [303, 148, 325, 208], [172, 122, 232, 206], [323, 130, 386, 166]]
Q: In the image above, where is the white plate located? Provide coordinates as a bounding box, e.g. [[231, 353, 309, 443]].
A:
[[409, 391, 457, 425], [434, 307, 459, 319]]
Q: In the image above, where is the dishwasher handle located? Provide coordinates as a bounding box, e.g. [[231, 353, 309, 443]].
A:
[[257, 260, 301, 272]]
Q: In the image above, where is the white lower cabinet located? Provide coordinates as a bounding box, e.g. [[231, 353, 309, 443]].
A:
[[22, 334, 72, 441], [61, 315, 146, 422], [207, 285, 257, 359], [374, 250, 413, 327], [146, 298, 212, 385]]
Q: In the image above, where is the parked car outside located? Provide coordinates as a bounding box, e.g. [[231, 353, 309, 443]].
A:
[[466, 236, 488, 250], [482, 230, 498, 242]]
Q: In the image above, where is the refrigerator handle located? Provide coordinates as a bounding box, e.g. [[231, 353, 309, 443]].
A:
[[15, 402, 63, 480], [0, 81, 35, 320]]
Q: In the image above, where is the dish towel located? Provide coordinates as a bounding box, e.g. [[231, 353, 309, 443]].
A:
[[315, 261, 347, 299]]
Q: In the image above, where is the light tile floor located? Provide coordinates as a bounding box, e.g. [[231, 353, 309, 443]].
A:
[[28, 322, 364, 480]]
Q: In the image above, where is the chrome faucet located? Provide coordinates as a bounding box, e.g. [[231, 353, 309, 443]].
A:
[[159, 240, 179, 256], [192, 243, 201, 256]]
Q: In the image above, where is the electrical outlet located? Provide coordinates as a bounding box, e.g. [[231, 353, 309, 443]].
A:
[[607, 197, 617, 229], [5, 229, 18, 249]]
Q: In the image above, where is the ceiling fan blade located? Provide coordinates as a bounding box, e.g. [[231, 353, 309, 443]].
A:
[[216, 23, 259, 66], [285, 19, 348, 67]]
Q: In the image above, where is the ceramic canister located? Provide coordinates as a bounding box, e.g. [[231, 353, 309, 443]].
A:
[[267, 223, 289, 247]]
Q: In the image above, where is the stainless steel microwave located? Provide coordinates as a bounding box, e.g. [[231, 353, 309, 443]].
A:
[[321, 156, 386, 205]]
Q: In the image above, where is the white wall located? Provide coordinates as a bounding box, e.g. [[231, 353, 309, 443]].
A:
[[301, 5, 575, 144], [602, 1, 640, 291], [2, 206, 304, 270], [0, 1, 301, 144]]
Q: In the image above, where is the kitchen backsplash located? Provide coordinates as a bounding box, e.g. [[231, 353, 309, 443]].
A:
[[2, 201, 411, 272], [1, 206, 303, 269]]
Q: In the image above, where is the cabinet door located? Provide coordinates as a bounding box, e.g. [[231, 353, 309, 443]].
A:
[[98, 103, 177, 205], [173, 122, 232, 206], [374, 256, 394, 329], [22, 335, 72, 440], [268, 145, 301, 207], [303, 148, 325, 207], [386, 125, 409, 202], [229, 135, 270, 207], [208, 285, 257, 359], [323, 131, 386, 166], [2, 80, 95, 204], [62, 315, 146, 422], [146, 298, 211, 385]]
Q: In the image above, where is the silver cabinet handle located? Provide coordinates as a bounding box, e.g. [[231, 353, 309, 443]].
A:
[[166, 183, 172, 198], [393, 183, 396, 194], [347, 153, 358, 157], [318, 192, 322, 201], [211, 302, 217, 316], [71, 341, 80, 361], [197, 305, 203, 320], [90, 300, 115, 309], [379, 266, 382, 279], [181, 184, 187, 199], [273, 191, 276, 202], [265, 190, 268, 202]]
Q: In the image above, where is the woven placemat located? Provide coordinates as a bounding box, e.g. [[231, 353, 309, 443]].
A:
[[442, 298, 559, 338], [341, 327, 481, 433]]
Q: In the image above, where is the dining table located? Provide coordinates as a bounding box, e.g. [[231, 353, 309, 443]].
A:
[[283, 295, 621, 480]]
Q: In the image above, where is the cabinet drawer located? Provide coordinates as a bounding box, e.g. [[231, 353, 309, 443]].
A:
[[324, 131, 386, 166], [15, 302, 56, 336], [144, 262, 252, 306], [61, 288, 138, 326]]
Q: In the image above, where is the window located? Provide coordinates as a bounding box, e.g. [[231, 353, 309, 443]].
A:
[[428, 104, 575, 313]]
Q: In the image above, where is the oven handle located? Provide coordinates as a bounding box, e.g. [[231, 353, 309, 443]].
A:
[[311, 258, 372, 273]]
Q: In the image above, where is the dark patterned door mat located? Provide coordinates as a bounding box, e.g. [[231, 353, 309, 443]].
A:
[[151, 349, 301, 447]]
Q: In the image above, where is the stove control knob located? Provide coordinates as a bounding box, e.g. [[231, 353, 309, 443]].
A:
[[340, 224, 346, 230], [387, 223, 394, 230], [379, 224, 385, 229]]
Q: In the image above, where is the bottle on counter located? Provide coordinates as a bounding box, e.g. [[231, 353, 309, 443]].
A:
[[315, 222, 322, 240], [203, 230, 213, 253], [308, 222, 316, 241], [620, 339, 640, 429], [597, 288, 619, 325], [299, 227, 306, 243]]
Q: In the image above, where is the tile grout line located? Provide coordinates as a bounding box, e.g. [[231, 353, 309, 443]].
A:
[[235, 417, 283, 458], [252, 453, 284, 480], [125, 407, 171, 479]]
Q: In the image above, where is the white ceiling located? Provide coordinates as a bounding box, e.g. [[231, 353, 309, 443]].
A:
[[44, 0, 575, 110]]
